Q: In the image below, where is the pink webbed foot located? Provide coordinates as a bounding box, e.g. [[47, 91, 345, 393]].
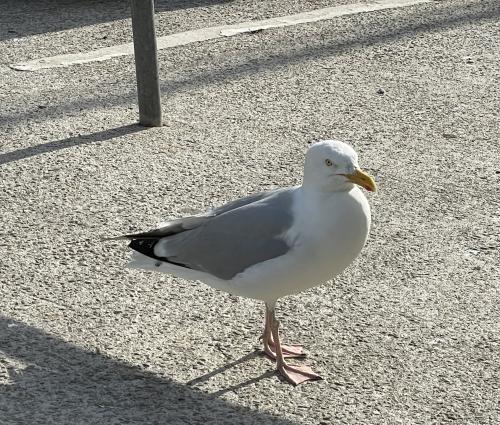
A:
[[262, 302, 322, 385], [278, 362, 322, 386]]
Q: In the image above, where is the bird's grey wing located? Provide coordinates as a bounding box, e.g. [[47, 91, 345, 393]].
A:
[[153, 188, 295, 280]]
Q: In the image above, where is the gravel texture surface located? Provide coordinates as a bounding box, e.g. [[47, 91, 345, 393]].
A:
[[1, 0, 499, 424]]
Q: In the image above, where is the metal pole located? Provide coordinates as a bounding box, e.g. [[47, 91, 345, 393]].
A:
[[130, 0, 162, 127]]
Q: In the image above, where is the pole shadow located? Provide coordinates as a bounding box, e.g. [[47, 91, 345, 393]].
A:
[[0, 123, 145, 166]]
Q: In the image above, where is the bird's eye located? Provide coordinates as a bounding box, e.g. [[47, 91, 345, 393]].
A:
[[325, 159, 334, 167]]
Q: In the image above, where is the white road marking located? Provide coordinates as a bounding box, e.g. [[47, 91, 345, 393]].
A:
[[10, 0, 431, 71]]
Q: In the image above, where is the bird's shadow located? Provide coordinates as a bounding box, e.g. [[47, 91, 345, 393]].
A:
[[187, 350, 276, 395], [0, 316, 297, 424]]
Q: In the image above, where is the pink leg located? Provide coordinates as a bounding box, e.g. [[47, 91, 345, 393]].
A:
[[261, 306, 305, 359], [266, 303, 322, 385]]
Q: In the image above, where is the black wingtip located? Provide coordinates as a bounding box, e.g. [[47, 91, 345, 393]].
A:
[[101, 235, 163, 260], [129, 238, 159, 259]]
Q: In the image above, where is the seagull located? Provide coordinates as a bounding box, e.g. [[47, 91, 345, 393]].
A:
[[111, 140, 376, 385]]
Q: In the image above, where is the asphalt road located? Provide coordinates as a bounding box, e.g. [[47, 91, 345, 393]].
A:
[[1, 0, 499, 424]]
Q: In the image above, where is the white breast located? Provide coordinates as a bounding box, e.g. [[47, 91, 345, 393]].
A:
[[229, 186, 371, 302]]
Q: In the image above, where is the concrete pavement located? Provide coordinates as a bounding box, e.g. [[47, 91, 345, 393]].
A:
[[1, 0, 499, 423]]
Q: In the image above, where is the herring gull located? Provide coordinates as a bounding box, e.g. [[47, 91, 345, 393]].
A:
[[111, 140, 376, 385]]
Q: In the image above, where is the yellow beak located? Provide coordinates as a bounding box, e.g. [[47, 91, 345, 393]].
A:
[[345, 169, 377, 192]]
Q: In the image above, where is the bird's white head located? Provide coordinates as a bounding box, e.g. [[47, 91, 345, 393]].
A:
[[303, 140, 377, 193]]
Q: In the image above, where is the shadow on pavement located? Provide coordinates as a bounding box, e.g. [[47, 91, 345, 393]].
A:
[[2, 0, 498, 132], [0, 124, 145, 165], [0, 0, 231, 41], [186, 351, 277, 396], [186, 352, 262, 387], [0, 315, 295, 424]]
